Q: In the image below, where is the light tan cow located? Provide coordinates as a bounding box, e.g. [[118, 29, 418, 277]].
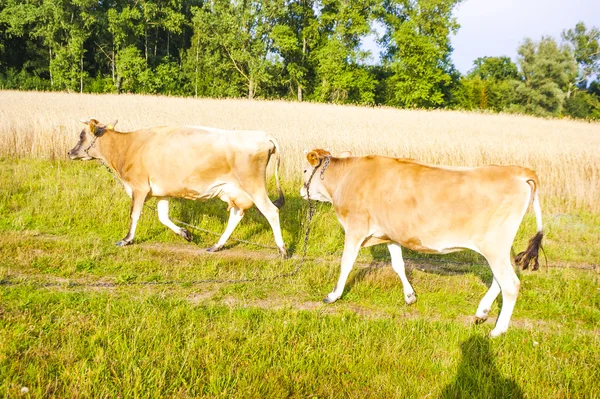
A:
[[68, 119, 287, 256], [300, 149, 543, 337]]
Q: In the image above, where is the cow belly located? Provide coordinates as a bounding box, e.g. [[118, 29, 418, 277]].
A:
[[369, 223, 479, 254], [412, 239, 479, 254], [149, 181, 198, 199], [150, 180, 253, 209], [215, 184, 254, 210]]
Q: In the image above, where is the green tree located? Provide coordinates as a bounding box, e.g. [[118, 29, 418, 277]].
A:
[[311, 0, 377, 104], [115, 45, 147, 93], [0, 0, 98, 92], [185, 4, 241, 98], [270, 0, 319, 101], [456, 56, 519, 112], [564, 89, 600, 119], [470, 56, 519, 81], [562, 21, 600, 87], [186, 0, 283, 100], [514, 37, 577, 116], [107, 4, 144, 91], [379, 0, 461, 108]]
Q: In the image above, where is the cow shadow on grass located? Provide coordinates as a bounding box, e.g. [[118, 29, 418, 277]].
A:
[[439, 335, 523, 399], [150, 194, 311, 255], [339, 244, 495, 299]]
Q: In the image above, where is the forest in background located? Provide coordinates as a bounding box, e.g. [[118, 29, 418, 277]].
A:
[[1, 0, 599, 120]]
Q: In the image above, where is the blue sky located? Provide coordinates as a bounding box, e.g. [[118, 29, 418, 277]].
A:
[[451, 0, 600, 74], [361, 0, 600, 74]]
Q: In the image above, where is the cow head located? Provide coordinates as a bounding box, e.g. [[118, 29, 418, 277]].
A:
[[300, 149, 334, 203], [68, 118, 117, 160]]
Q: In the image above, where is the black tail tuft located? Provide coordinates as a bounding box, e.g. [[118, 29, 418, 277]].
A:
[[515, 232, 544, 271]]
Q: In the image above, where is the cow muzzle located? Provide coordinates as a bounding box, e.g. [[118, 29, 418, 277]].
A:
[[300, 186, 308, 200], [67, 149, 91, 161]]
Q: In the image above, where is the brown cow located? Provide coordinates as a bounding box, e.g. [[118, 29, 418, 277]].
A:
[[300, 149, 543, 337], [68, 119, 287, 256]]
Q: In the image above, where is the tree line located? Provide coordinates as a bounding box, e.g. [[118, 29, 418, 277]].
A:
[[1, 0, 599, 119]]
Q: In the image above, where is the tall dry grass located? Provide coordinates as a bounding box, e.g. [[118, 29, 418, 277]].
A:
[[1, 90, 599, 213]]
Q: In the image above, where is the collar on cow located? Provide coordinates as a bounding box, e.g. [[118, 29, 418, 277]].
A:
[[319, 156, 331, 180], [84, 135, 99, 157]]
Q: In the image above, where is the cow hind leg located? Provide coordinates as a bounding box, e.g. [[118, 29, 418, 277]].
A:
[[387, 243, 417, 304], [485, 255, 521, 337], [475, 277, 501, 324], [251, 195, 287, 257], [207, 206, 245, 252], [325, 234, 363, 303], [157, 199, 192, 242]]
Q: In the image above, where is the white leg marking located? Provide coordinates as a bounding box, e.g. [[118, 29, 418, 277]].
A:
[[157, 199, 183, 235], [487, 257, 521, 337], [252, 198, 287, 256], [326, 235, 362, 303], [475, 277, 501, 322], [123, 182, 133, 199], [118, 190, 147, 246], [212, 207, 244, 249], [387, 243, 416, 304]]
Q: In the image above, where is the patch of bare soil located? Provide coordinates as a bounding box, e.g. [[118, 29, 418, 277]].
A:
[[140, 242, 288, 262]]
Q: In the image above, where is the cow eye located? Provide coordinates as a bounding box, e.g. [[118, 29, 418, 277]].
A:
[[303, 169, 307, 174]]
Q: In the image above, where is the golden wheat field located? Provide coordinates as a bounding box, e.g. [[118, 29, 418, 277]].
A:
[[1, 90, 599, 214]]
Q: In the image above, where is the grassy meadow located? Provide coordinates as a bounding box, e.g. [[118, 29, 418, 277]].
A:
[[1, 90, 599, 397]]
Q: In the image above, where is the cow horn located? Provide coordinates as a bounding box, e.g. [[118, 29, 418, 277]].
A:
[[106, 120, 118, 130]]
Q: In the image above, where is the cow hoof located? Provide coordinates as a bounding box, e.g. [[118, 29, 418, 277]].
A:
[[180, 229, 192, 242], [206, 244, 223, 253], [489, 328, 505, 338], [116, 240, 132, 247], [405, 292, 417, 305], [279, 247, 289, 259], [474, 309, 490, 324], [323, 294, 338, 304]]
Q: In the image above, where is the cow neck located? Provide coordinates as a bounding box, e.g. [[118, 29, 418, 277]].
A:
[[318, 157, 346, 195], [95, 129, 135, 170]]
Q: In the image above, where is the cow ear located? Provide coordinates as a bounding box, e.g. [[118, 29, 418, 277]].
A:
[[95, 127, 107, 137], [339, 151, 352, 158], [90, 119, 110, 137], [88, 119, 100, 135], [306, 151, 321, 167]]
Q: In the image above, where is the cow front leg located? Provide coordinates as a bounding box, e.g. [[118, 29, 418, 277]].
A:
[[117, 190, 148, 246], [207, 207, 244, 252], [325, 235, 362, 303], [387, 243, 417, 304], [157, 199, 192, 241]]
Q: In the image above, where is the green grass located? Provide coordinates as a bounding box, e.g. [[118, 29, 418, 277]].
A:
[[1, 158, 599, 397]]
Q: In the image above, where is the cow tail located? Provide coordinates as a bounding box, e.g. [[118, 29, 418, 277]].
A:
[[515, 178, 544, 270], [268, 136, 285, 209]]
